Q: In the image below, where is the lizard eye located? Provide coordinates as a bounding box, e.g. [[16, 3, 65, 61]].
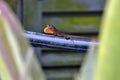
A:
[[44, 27, 54, 34]]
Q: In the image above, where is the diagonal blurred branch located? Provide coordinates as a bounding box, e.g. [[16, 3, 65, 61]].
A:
[[25, 31, 99, 51]]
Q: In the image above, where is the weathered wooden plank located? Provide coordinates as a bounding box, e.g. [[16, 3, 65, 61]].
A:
[[43, 0, 106, 11], [44, 68, 79, 80], [40, 52, 85, 66], [43, 16, 101, 33]]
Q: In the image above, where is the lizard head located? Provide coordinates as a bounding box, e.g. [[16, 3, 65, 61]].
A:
[[44, 24, 56, 34]]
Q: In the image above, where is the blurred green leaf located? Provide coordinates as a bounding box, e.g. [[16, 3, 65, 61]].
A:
[[0, 1, 46, 80], [94, 0, 120, 80], [75, 42, 97, 80]]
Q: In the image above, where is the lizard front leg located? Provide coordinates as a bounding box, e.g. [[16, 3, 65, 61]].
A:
[[63, 35, 71, 40]]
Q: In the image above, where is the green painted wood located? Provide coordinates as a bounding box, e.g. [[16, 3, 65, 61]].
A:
[[43, 16, 101, 33], [41, 52, 85, 66], [44, 68, 78, 80], [43, 0, 105, 11]]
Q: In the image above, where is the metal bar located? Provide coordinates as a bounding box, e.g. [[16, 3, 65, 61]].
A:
[[25, 31, 98, 51]]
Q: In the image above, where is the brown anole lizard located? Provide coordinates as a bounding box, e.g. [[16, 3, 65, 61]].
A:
[[44, 24, 90, 40]]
